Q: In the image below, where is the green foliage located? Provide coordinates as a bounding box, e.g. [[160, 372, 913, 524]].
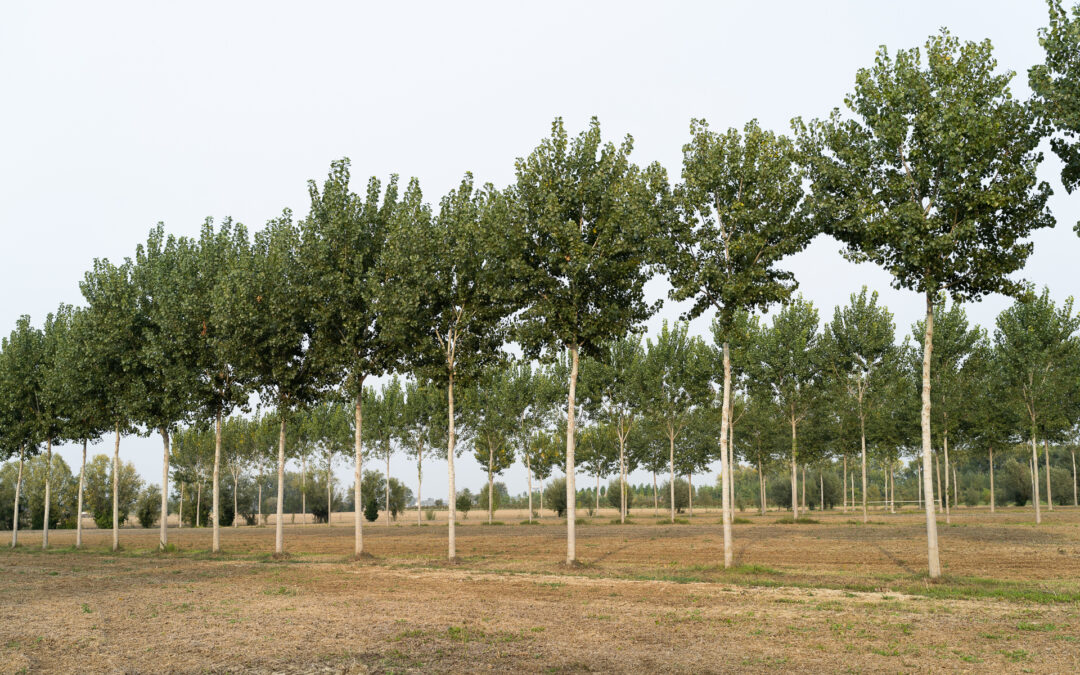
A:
[[606, 478, 634, 510], [1030, 1, 1080, 203], [363, 496, 379, 522], [455, 489, 473, 518], [22, 453, 77, 529], [136, 485, 161, 528], [544, 478, 567, 517], [82, 454, 142, 529]]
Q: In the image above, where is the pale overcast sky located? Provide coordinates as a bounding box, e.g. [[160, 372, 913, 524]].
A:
[[2, 1, 1077, 499]]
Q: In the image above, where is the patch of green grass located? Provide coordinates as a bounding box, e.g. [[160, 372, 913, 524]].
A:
[[480, 521, 505, 526], [773, 517, 819, 524], [1017, 621, 1056, 632], [519, 520, 541, 525], [261, 586, 296, 596], [1000, 648, 1030, 662], [609, 518, 636, 525], [446, 625, 484, 643], [81, 603, 91, 614], [656, 518, 690, 525], [732, 517, 752, 524]]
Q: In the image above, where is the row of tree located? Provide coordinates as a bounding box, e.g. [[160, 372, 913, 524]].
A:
[[3, 8, 1080, 577]]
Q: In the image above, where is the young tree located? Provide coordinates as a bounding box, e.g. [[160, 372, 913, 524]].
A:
[[300, 160, 404, 554], [505, 362, 559, 524], [1031, 0, 1080, 223], [993, 289, 1080, 523], [747, 296, 822, 521], [366, 379, 404, 527], [398, 379, 444, 524], [798, 31, 1054, 576], [469, 366, 517, 524], [640, 322, 712, 523], [662, 118, 810, 564], [0, 318, 44, 548], [822, 287, 898, 522], [386, 175, 515, 560], [508, 117, 668, 563]]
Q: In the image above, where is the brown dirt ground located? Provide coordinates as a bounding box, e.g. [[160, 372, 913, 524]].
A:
[[2, 506, 1079, 673]]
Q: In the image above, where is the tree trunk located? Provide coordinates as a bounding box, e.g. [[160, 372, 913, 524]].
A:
[[255, 480, 260, 526], [989, 446, 995, 513], [860, 409, 868, 523], [1030, 429, 1042, 524], [917, 465, 922, 509], [935, 453, 942, 514], [179, 483, 184, 530], [952, 464, 958, 510], [668, 432, 676, 523], [385, 449, 391, 526], [727, 394, 735, 520], [890, 462, 895, 514], [275, 416, 286, 554], [196, 482, 201, 528], [687, 473, 693, 517], [652, 472, 658, 516], [417, 446, 423, 526], [42, 439, 52, 550], [820, 470, 824, 512], [233, 474, 239, 528], [757, 459, 765, 516], [526, 453, 533, 524], [920, 293, 942, 578], [843, 455, 847, 514], [354, 394, 364, 556], [327, 461, 333, 526], [565, 343, 579, 564], [790, 416, 798, 521], [1071, 449, 1077, 508], [720, 341, 733, 566], [300, 455, 306, 525], [112, 423, 121, 551], [11, 445, 23, 547], [801, 463, 806, 511], [488, 446, 494, 525], [213, 412, 222, 553], [77, 440, 87, 549], [1044, 439, 1053, 511], [447, 370, 457, 561], [619, 435, 626, 523], [160, 429, 170, 550], [943, 429, 951, 524], [596, 473, 600, 515]]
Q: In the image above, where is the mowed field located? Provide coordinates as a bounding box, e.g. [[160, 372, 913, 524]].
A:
[[2, 507, 1079, 673]]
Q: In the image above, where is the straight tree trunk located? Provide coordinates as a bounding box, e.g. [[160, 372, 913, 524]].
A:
[[160, 429, 170, 550], [112, 423, 121, 551], [652, 472, 658, 516], [385, 450, 391, 525], [447, 370, 457, 561], [1071, 449, 1077, 508], [935, 454, 943, 514], [196, 483, 201, 528], [354, 395, 364, 556], [668, 432, 676, 523], [819, 471, 824, 512], [943, 429, 951, 524], [890, 463, 895, 514], [843, 455, 848, 514], [233, 474, 239, 528], [77, 441, 87, 548], [727, 394, 735, 524], [757, 459, 765, 516], [920, 293, 942, 578], [989, 447, 995, 513], [790, 416, 798, 521], [255, 480, 261, 526], [275, 416, 286, 554], [42, 439, 52, 550], [526, 454, 533, 524], [11, 445, 23, 547], [801, 463, 806, 511], [952, 465, 958, 510], [565, 344, 579, 564], [860, 402, 868, 523], [213, 412, 222, 553], [300, 455, 306, 525], [596, 473, 601, 515], [619, 435, 626, 523], [487, 446, 494, 525], [417, 446, 423, 526], [179, 483, 184, 530], [1030, 430, 1041, 524], [1044, 439, 1053, 511], [327, 462, 333, 526]]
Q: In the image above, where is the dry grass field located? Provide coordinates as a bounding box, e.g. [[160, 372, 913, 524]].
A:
[[2, 506, 1079, 673]]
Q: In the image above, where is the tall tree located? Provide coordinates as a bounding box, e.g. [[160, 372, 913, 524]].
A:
[[1031, 0, 1080, 225], [822, 287, 898, 522], [662, 118, 810, 563], [81, 258, 145, 551], [993, 289, 1080, 523], [798, 31, 1054, 576], [747, 296, 822, 521], [640, 321, 711, 523], [300, 160, 403, 554], [387, 175, 515, 560], [508, 117, 668, 563]]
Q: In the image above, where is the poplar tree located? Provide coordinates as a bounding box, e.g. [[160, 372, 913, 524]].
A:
[[398, 379, 444, 524], [508, 117, 668, 563], [798, 31, 1053, 577], [469, 366, 517, 524]]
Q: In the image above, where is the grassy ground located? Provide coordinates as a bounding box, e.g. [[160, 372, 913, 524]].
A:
[[1, 506, 1078, 672]]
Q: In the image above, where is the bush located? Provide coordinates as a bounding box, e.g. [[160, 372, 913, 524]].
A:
[[363, 497, 379, 522], [544, 478, 567, 517], [659, 478, 689, 513], [136, 486, 161, 528], [425, 508, 436, 521], [605, 478, 634, 511], [456, 489, 473, 519]]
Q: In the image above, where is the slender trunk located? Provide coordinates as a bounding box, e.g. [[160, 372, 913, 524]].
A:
[[989, 447, 996, 513], [843, 455, 848, 514], [920, 293, 942, 578], [727, 396, 735, 520], [447, 371, 457, 561], [668, 432, 675, 523], [596, 473, 600, 515], [1044, 439, 1053, 511], [652, 472, 658, 516], [527, 453, 533, 524], [77, 441, 87, 548], [1030, 429, 1041, 524], [790, 416, 798, 521], [720, 341, 733, 566], [890, 462, 895, 514], [860, 408, 868, 523], [417, 446, 423, 526], [487, 446, 494, 525], [917, 465, 922, 509], [233, 473, 238, 528], [256, 480, 261, 526], [565, 344, 579, 563], [300, 455, 306, 525], [213, 412, 222, 553], [687, 473, 693, 517], [757, 459, 764, 516], [160, 429, 169, 550], [801, 463, 806, 510], [354, 394, 364, 556], [943, 428, 951, 524], [275, 416, 286, 554], [385, 449, 391, 525], [112, 423, 121, 551], [196, 483, 201, 528], [11, 445, 23, 547], [42, 439, 52, 549], [327, 460, 333, 526], [820, 470, 824, 512], [618, 435, 626, 523], [935, 453, 942, 513], [952, 465, 958, 510], [1071, 449, 1077, 508], [179, 483, 184, 530]]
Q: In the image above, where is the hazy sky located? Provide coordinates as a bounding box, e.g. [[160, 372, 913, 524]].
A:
[[2, 1, 1077, 501]]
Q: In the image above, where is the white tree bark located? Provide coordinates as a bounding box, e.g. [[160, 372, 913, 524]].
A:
[[565, 344, 579, 564], [213, 412, 222, 553], [1030, 431, 1041, 524], [989, 447, 995, 513], [275, 416, 286, 554], [77, 441, 87, 548], [1044, 439, 1053, 511], [42, 439, 52, 550], [447, 370, 457, 561], [790, 417, 798, 521], [668, 432, 676, 524], [354, 396, 364, 556], [160, 429, 170, 549], [719, 341, 733, 567], [11, 445, 23, 547], [943, 427, 951, 524], [112, 424, 121, 552], [920, 295, 942, 578], [417, 445, 423, 526]]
